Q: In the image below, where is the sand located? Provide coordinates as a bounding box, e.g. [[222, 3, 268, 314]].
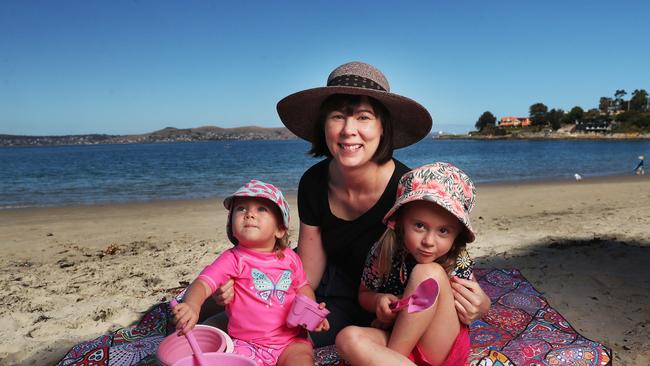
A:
[[1, 176, 649, 365]]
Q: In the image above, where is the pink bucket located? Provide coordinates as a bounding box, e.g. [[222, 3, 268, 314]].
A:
[[286, 294, 329, 331], [157, 325, 234, 366], [171, 353, 257, 366]]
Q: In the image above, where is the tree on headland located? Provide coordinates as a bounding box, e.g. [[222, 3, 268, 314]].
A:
[[630, 89, 649, 111], [614, 89, 627, 111], [475, 111, 497, 132], [547, 109, 565, 130], [564, 106, 584, 124], [529, 103, 548, 126], [599, 97, 613, 114], [584, 108, 601, 120], [614, 89, 627, 100]]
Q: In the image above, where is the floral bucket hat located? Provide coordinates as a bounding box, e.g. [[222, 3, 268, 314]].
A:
[[383, 162, 477, 243], [223, 180, 290, 244]]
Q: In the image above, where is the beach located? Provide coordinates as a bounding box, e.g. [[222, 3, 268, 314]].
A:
[[1, 176, 649, 365]]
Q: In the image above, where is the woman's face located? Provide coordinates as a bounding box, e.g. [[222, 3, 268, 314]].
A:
[[324, 96, 383, 169]]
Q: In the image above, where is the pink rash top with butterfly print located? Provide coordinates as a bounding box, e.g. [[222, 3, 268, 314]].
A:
[[198, 246, 309, 347]]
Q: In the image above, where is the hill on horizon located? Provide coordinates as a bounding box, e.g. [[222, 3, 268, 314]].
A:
[[0, 125, 298, 146]]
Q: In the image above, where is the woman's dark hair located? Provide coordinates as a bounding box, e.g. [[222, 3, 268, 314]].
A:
[[308, 94, 394, 164]]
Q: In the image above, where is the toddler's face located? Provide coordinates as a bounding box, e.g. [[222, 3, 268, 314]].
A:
[[400, 200, 461, 264], [231, 197, 285, 251]]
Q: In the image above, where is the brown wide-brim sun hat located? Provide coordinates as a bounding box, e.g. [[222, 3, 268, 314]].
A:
[[277, 61, 433, 149]]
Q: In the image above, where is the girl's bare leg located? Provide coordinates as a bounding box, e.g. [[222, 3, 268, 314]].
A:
[[336, 325, 416, 366], [277, 341, 314, 366], [388, 262, 461, 365]]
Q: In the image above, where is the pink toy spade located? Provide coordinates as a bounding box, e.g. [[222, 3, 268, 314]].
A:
[[169, 299, 208, 366], [389, 278, 440, 313]]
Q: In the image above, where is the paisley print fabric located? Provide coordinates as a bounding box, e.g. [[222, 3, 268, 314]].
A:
[[468, 269, 611, 366]]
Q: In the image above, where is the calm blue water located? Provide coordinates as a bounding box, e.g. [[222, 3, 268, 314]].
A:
[[1, 139, 648, 208]]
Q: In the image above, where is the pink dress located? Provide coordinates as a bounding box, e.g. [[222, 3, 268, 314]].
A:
[[198, 246, 309, 364]]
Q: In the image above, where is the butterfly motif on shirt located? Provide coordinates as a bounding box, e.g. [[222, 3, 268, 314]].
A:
[[251, 269, 293, 305]]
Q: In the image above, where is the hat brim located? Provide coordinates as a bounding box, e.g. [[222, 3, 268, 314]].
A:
[[277, 86, 432, 149]]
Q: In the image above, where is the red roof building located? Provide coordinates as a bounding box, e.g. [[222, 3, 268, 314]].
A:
[[498, 117, 532, 128]]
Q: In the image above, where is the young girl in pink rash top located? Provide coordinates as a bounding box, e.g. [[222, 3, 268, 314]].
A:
[[172, 180, 329, 366]]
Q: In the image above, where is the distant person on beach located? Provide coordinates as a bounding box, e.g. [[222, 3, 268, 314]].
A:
[[215, 61, 490, 347], [634, 155, 644, 175], [172, 180, 328, 366], [336, 162, 475, 366]]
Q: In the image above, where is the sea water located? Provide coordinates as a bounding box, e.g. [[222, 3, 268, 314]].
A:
[[1, 139, 648, 208]]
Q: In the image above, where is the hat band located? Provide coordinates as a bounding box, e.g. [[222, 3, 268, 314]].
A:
[[328, 75, 387, 91]]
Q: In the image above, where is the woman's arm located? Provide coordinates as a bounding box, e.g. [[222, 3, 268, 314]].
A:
[[450, 276, 491, 324], [297, 222, 326, 290]]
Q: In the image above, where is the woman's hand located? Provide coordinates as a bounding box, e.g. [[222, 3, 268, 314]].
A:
[[372, 293, 398, 329], [172, 302, 200, 336], [450, 276, 491, 325], [213, 279, 235, 306]]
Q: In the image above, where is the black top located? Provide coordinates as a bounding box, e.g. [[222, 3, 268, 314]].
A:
[[298, 158, 410, 296]]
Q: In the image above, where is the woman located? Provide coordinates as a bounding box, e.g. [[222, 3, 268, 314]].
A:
[[218, 62, 490, 347]]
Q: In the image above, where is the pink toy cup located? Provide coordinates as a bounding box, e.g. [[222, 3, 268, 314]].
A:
[[286, 294, 329, 331], [157, 325, 234, 366], [172, 353, 257, 366]]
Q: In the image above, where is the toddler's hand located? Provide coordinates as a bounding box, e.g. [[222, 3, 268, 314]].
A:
[[312, 302, 330, 332], [172, 302, 199, 336], [375, 293, 398, 325], [214, 279, 235, 306]]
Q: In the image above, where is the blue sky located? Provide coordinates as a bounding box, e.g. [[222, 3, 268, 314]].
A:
[[1, 0, 649, 135]]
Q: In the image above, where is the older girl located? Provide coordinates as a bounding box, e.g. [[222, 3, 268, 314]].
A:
[[336, 162, 476, 366]]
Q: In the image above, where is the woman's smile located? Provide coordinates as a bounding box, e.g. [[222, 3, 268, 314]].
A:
[[338, 143, 363, 152]]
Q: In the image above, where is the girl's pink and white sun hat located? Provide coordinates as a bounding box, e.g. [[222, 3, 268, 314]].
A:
[[223, 180, 290, 244], [383, 162, 477, 242]]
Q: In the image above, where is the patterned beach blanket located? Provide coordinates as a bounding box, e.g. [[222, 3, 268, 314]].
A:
[[57, 268, 612, 366]]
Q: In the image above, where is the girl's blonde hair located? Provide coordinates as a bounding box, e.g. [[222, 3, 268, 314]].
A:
[[376, 209, 469, 277]]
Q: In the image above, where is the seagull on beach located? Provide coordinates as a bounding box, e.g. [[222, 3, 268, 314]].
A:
[[574, 173, 583, 181]]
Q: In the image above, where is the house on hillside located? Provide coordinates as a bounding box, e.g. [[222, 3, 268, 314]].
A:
[[575, 119, 612, 132], [498, 117, 532, 128]]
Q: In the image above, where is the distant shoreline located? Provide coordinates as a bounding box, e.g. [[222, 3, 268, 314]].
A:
[[0, 125, 298, 147], [4, 125, 650, 147], [437, 132, 650, 140]]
